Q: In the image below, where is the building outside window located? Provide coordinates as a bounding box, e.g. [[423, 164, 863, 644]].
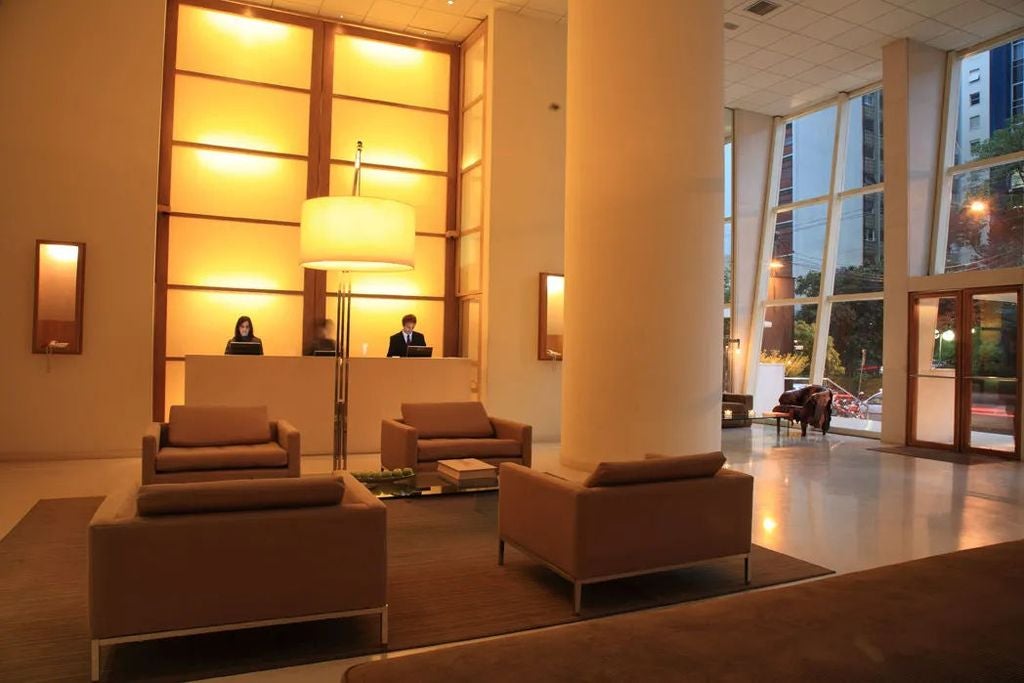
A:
[[937, 34, 1024, 274]]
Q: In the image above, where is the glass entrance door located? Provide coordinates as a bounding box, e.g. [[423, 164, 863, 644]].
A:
[[909, 294, 960, 447], [963, 290, 1020, 456], [910, 287, 1021, 459]]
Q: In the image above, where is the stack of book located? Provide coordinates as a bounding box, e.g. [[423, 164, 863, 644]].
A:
[[437, 458, 498, 483]]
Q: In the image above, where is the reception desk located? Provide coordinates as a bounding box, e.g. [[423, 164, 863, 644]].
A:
[[184, 356, 475, 454]]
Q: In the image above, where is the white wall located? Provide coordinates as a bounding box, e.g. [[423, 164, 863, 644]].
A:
[[482, 10, 566, 441], [0, 0, 164, 458]]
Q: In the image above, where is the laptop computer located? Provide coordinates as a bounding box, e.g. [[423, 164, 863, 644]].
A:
[[406, 345, 433, 358]]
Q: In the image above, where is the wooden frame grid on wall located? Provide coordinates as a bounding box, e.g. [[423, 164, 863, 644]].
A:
[[153, 0, 463, 420]]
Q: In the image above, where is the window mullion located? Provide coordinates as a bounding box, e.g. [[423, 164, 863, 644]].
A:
[[931, 51, 962, 275], [810, 95, 848, 386], [745, 116, 786, 394]]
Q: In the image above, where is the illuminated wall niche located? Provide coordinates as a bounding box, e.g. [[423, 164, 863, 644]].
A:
[[158, 2, 458, 416]]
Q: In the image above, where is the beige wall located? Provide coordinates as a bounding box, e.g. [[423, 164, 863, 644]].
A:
[[481, 10, 566, 441], [0, 0, 164, 458]]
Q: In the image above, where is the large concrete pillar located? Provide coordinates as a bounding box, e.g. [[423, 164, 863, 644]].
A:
[[561, 0, 724, 470]]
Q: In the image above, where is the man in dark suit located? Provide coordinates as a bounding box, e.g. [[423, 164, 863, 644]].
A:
[[387, 313, 426, 357]]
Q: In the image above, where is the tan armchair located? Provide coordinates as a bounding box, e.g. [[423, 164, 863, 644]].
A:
[[498, 453, 753, 613], [143, 405, 300, 484], [89, 473, 386, 681], [380, 401, 531, 472]]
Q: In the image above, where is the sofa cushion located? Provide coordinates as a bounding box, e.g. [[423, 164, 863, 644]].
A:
[[583, 452, 726, 488], [155, 443, 287, 472], [417, 438, 522, 461], [401, 402, 494, 439], [167, 405, 272, 447], [137, 476, 345, 516]]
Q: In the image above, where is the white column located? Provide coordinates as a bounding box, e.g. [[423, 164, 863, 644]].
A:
[[561, 0, 724, 469]]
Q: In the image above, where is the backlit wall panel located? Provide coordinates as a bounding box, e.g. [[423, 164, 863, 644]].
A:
[[333, 34, 449, 110], [168, 289, 303, 357], [331, 99, 449, 172], [327, 298, 444, 358], [173, 74, 309, 155], [329, 164, 447, 234], [176, 4, 312, 88], [168, 216, 304, 291], [170, 146, 307, 222]]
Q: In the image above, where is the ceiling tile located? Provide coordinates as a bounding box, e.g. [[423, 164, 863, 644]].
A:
[[772, 32, 824, 56], [322, 0, 374, 19], [825, 49, 876, 71], [793, 0, 852, 14], [934, 1, 998, 25], [741, 48, 791, 69], [801, 64, 844, 84], [834, 0, 895, 24], [798, 41, 849, 63], [410, 7, 460, 30], [739, 71, 790, 88], [963, 9, 1023, 38], [830, 25, 888, 50], [799, 14, 858, 41], [523, 0, 567, 15], [725, 62, 762, 82], [928, 27, 983, 49], [366, 0, 419, 24], [766, 4, 829, 31], [723, 11, 762, 37], [420, 0, 467, 15], [873, 6, 929, 34], [772, 77, 816, 95], [902, 0, 965, 16], [904, 18, 954, 42], [274, 0, 322, 12], [726, 39, 761, 61], [734, 22, 793, 47], [773, 56, 816, 77]]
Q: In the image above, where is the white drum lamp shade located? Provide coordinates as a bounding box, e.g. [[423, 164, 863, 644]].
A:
[[299, 196, 415, 272]]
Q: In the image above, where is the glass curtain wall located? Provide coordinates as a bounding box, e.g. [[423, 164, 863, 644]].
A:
[[724, 122, 735, 389], [753, 88, 885, 434], [934, 33, 1024, 274]]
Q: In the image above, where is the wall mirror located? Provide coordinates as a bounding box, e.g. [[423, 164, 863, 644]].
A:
[[34, 240, 86, 354], [538, 273, 564, 361]]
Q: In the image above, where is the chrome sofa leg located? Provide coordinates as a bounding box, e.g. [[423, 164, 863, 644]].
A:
[[498, 539, 505, 566]]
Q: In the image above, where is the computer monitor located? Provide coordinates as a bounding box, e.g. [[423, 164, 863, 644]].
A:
[[227, 341, 263, 355], [406, 345, 433, 358]]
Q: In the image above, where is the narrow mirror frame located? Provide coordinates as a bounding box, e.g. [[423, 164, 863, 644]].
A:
[[33, 239, 86, 355]]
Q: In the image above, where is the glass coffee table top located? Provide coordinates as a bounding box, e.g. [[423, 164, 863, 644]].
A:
[[360, 471, 498, 499]]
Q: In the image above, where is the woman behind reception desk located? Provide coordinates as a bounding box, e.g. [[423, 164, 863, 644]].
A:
[[224, 315, 263, 355]]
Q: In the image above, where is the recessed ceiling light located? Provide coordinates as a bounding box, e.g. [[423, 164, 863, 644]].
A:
[[447, 0, 455, 4]]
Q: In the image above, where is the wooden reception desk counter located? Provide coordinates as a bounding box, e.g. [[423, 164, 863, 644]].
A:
[[184, 355, 476, 454]]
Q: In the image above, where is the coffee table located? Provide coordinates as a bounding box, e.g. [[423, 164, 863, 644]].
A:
[[763, 411, 795, 436], [360, 471, 499, 499]]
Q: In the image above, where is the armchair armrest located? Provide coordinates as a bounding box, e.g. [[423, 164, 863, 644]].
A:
[[491, 417, 533, 467], [499, 463, 579, 576], [380, 419, 418, 469], [141, 423, 163, 485], [275, 419, 301, 476], [722, 393, 752, 408]]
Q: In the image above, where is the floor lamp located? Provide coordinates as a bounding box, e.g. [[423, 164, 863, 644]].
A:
[[299, 143, 415, 471]]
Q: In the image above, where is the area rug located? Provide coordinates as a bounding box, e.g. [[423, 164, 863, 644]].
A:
[[869, 445, 1008, 465], [0, 495, 831, 682]]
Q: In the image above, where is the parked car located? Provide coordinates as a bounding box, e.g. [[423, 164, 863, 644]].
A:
[[858, 390, 883, 420]]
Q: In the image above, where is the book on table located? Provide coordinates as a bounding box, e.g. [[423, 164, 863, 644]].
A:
[[437, 458, 498, 482]]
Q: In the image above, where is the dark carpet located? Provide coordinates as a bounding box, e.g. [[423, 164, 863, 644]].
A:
[[347, 539, 1024, 683], [0, 494, 831, 682], [869, 445, 1009, 465]]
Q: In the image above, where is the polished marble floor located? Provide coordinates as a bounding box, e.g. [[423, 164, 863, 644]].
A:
[[2, 425, 1022, 681]]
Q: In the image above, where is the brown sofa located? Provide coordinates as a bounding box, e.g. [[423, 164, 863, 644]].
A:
[[380, 401, 532, 473], [143, 405, 300, 484], [722, 392, 753, 428], [498, 453, 753, 613], [88, 473, 387, 681]]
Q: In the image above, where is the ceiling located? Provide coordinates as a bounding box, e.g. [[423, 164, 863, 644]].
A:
[[245, 0, 1024, 116]]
